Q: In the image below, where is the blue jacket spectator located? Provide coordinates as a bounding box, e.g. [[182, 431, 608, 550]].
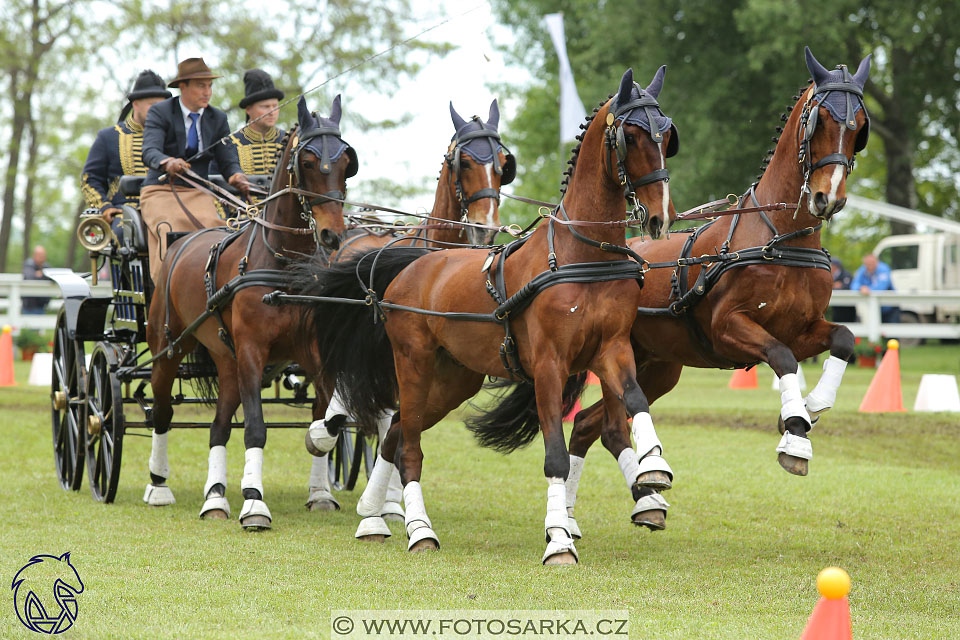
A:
[[851, 254, 899, 322]]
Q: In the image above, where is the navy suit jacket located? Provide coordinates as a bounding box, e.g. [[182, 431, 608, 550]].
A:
[[141, 97, 242, 187]]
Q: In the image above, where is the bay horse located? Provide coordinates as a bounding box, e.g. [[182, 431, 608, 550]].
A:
[[304, 99, 515, 528], [565, 47, 872, 535], [294, 67, 678, 564], [143, 95, 356, 529]]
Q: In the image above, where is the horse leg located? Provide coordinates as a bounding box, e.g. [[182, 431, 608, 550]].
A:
[[200, 362, 240, 520], [305, 387, 346, 456], [378, 410, 406, 523], [143, 354, 181, 506], [353, 414, 400, 543], [534, 364, 578, 566], [567, 361, 683, 536], [714, 316, 812, 476], [236, 344, 272, 530], [792, 320, 853, 428], [305, 391, 340, 512]]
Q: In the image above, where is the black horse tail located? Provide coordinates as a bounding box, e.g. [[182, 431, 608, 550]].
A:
[[466, 372, 588, 453], [184, 343, 219, 406], [291, 247, 429, 428]]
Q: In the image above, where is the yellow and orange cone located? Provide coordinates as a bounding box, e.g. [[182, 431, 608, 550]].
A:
[[859, 339, 905, 412], [800, 567, 852, 639]]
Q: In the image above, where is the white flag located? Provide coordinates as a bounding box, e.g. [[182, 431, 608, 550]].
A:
[[543, 13, 587, 143]]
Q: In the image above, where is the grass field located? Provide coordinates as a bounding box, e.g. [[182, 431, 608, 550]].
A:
[[2, 346, 959, 639]]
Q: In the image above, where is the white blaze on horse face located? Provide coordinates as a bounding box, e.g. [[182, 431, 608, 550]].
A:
[[828, 128, 846, 203], [484, 162, 496, 227], [659, 142, 670, 230]]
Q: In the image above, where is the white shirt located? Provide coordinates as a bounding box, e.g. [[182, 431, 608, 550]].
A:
[[179, 100, 205, 151]]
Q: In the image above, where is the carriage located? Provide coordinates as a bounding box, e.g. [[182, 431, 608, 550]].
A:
[[47, 173, 374, 504]]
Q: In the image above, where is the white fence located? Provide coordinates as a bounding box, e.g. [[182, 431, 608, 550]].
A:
[[1, 273, 958, 343]]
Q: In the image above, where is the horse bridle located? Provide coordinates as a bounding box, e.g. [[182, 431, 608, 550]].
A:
[[603, 86, 677, 223], [446, 117, 516, 228], [286, 121, 359, 229], [797, 65, 870, 217]]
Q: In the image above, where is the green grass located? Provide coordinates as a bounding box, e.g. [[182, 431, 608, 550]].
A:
[[1, 347, 959, 639]]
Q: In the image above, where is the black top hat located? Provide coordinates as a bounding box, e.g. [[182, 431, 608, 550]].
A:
[[118, 70, 173, 123], [239, 69, 285, 109]]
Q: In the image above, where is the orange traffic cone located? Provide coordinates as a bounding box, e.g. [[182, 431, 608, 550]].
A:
[[859, 339, 905, 412], [586, 372, 600, 386], [800, 567, 852, 640], [563, 398, 582, 423], [728, 367, 757, 389], [0, 325, 15, 387]]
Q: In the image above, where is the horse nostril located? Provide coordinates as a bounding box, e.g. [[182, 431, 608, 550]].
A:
[[648, 216, 662, 238], [320, 229, 341, 250], [814, 192, 829, 212]]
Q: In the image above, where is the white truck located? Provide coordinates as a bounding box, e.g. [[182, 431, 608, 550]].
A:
[[872, 232, 960, 323]]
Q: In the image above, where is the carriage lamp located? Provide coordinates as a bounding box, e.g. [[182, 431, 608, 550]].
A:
[[77, 212, 115, 252]]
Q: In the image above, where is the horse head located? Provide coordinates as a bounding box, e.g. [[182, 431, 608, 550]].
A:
[[797, 46, 871, 220], [603, 67, 678, 239], [445, 99, 515, 245], [288, 94, 357, 251]]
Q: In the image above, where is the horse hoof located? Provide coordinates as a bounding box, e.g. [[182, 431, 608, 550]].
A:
[[543, 552, 577, 566], [308, 499, 339, 512], [359, 534, 387, 543], [409, 538, 439, 553], [202, 509, 229, 520], [304, 430, 324, 457], [778, 452, 809, 476], [382, 512, 404, 523], [632, 509, 666, 531], [637, 471, 672, 491], [241, 515, 272, 530]]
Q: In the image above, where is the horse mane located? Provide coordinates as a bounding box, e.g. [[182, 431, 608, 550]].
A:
[[753, 80, 813, 186], [558, 95, 613, 198]]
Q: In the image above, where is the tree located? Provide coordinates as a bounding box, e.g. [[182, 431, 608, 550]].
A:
[[492, 0, 960, 234]]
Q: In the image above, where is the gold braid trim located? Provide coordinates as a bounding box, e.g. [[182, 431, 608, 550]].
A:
[[80, 173, 104, 209]]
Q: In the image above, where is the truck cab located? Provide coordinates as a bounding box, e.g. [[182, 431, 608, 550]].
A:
[[873, 232, 960, 322]]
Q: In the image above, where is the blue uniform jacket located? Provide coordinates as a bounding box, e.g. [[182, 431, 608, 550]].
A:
[[80, 116, 148, 212]]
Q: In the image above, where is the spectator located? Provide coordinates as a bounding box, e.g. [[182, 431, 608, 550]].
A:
[[21, 245, 50, 314], [851, 253, 899, 323], [830, 257, 856, 322]]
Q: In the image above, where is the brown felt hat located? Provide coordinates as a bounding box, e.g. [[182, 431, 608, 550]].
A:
[[167, 57, 222, 87]]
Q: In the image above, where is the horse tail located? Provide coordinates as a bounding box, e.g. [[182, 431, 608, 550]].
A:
[[466, 373, 588, 453], [184, 343, 219, 406], [292, 247, 429, 428]]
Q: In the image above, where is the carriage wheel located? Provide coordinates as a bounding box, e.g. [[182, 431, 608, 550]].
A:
[[51, 308, 86, 491], [83, 342, 125, 503]]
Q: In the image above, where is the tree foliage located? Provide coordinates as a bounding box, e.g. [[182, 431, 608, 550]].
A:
[[491, 0, 960, 247]]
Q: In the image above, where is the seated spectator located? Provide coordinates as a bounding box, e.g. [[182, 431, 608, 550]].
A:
[[851, 253, 899, 323], [22, 245, 50, 314]]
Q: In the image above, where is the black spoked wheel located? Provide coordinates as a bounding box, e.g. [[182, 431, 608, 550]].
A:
[[83, 342, 124, 503], [51, 308, 86, 491], [328, 427, 377, 490]]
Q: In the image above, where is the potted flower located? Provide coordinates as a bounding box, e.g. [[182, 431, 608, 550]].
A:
[[853, 337, 882, 368], [14, 328, 48, 361]]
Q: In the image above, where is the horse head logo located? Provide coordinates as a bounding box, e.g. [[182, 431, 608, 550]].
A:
[[11, 552, 83, 634]]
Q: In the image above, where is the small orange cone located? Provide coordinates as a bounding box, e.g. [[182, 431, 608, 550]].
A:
[[728, 367, 757, 389], [563, 398, 582, 423], [858, 339, 905, 413], [0, 325, 15, 387], [586, 372, 600, 386], [800, 567, 852, 640]]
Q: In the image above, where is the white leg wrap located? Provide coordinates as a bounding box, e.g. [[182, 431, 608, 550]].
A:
[[324, 388, 353, 421], [565, 455, 584, 509], [381, 467, 405, 520], [149, 431, 170, 479], [776, 432, 813, 460], [618, 448, 641, 490], [779, 373, 812, 427], [631, 412, 662, 457], [307, 420, 339, 454], [203, 445, 227, 498], [308, 454, 330, 491], [357, 455, 393, 517], [403, 481, 439, 550], [376, 409, 396, 442], [241, 447, 264, 497], [544, 478, 570, 539], [805, 356, 847, 419]]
